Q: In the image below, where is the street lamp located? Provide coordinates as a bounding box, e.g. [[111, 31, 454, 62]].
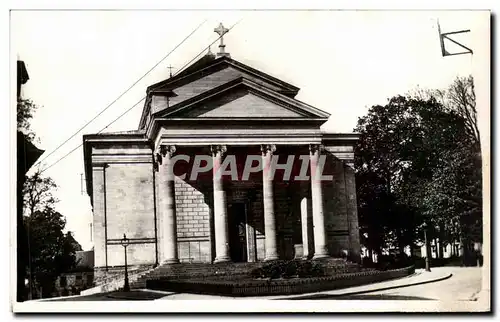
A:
[[120, 233, 130, 292], [422, 222, 431, 272]]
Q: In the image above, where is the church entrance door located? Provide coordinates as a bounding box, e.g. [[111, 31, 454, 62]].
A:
[[228, 203, 247, 262]]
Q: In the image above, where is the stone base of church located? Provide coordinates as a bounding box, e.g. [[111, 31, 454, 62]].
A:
[[93, 264, 155, 287], [144, 265, 415, 297]]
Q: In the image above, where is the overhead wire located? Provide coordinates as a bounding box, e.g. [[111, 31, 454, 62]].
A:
[[33, 19, 208, 169], [39, 18, 243, 174]]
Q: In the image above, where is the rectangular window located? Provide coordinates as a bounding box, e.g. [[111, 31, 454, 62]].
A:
[[60, 276, 67, 287], [86, 274, 93, 286]]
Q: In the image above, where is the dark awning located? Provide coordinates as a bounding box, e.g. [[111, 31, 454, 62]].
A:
[[17, 61, 29, 98], [17, 131, 44, 175]]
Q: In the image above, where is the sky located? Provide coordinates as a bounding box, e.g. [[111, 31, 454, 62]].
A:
[[11, 10, 489, 251]]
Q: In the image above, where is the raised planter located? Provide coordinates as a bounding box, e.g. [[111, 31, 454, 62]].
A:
[[146, 265, 415, 297]]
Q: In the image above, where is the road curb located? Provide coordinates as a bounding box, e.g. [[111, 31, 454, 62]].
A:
[[30, 293, 90, 302], [105, 291, 169, 301], [280, 272, 453, 300]]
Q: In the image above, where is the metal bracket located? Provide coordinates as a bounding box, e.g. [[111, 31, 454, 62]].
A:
[[438, 20, 473, 57]]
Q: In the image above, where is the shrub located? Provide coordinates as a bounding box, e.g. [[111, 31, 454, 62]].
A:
[[250, 260, 325, 279], [282, 260, 298, 278]]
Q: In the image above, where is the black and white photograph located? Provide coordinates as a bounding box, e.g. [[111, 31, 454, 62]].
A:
[[9, 5, 491, 313]]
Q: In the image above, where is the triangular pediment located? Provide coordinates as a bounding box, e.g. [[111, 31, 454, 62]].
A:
[[156, 77, 330, 119], [178, 90, 304, 118], [139, 55, 330, 129]]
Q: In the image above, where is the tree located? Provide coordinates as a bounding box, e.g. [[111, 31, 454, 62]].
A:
[[354, 96, 426, 258], [22, 171, 81, 298], [23, 170, 58, 217], [409, 75, 480, 149], [443, 76, 480, 148], [17, 98, 38, 143], [354, 89, 482, 263], [17, 99, 43, 302], [407, 75, 482, 262], [24, 209, 81, 298]]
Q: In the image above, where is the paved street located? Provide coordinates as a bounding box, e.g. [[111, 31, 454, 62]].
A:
[[335, 267, 482, 301], [42, 266, 482, 302], [44, 291, 167, 301]]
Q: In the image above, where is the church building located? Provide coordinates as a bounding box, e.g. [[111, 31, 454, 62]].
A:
[[83, 24, 361, 276]]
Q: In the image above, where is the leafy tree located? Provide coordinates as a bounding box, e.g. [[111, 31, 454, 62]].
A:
[[17, 98, 42, 301], [23, 170, 58, 217], [414, 76, 480, 147], [407, 75, 482, 261], [355, 96, 428, 258], [355, 84, 482, 263], [17, 98, 38, 143], [22, 171, 81, 298], [24, 209, 81, 298]]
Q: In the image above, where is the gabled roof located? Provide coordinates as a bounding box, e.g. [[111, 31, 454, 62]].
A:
[[138, 54, 304, 129], [169, 51, 217, 81], [155, 76, 330, 119], [147, 54, 300, 96]]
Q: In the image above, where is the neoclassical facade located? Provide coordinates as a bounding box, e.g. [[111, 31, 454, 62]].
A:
[[83, 34, 361, 271]]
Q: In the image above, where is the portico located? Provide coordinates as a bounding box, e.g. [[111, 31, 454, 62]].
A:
[[83, 24, 361, 279], [154, 141, 331, 264]]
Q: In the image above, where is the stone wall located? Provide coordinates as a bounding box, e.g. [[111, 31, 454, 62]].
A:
[[323, 155, 351, 256], [323, 145, 362, 263], [174, 177, 212, 263], [90, 143, 157, 269], [105, 163, 156, 266]]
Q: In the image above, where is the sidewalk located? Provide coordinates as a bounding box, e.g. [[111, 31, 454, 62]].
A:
[[152, 268, 452, 300], [37, 268, 453, 301], [272, 268, 452, 300]]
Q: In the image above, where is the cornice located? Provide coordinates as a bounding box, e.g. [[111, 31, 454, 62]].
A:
[[146, 56, 299, 95], [153, 76, 330, 120]]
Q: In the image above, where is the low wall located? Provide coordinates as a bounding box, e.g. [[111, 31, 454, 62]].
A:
[[81, 265, 155, 296], [93, 265, 153, 285], [147, 266, 415, 297]]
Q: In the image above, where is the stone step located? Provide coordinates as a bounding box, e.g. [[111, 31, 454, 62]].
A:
[[129, 259, 365, 290], [130, 262, 264, 289]]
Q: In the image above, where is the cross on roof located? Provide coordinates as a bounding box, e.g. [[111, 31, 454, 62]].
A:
[[214, 22, 230, 56], [167, 65, 175, 77]]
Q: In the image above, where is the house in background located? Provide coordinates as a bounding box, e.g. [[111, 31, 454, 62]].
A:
[[53, 249, 95, 297]]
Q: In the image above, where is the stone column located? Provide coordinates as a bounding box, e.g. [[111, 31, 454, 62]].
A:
[[212, 145, 231, 263], [310, 144, 329, 259], [261, 144, 279, 261], [300, 196, 311, 259], [157, 145, 179, 264]]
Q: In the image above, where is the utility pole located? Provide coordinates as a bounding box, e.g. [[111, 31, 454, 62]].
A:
[[80, 173, 86, 195], [423, 222, 431, 272], [436, 18, 474, 268]]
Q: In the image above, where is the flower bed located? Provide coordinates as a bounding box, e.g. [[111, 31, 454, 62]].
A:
[[146, 265, 415, 297], [250, 260, 325, 279]]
